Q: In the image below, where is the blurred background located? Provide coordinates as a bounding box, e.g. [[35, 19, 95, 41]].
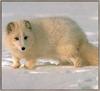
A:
[[2, 2, 98, 89]]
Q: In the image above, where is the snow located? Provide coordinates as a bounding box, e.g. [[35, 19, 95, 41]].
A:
[[2, 66, 98, 89]]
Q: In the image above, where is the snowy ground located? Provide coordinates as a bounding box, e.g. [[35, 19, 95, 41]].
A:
[[2, 66, 98, 89], [2, 2, 98, 89]]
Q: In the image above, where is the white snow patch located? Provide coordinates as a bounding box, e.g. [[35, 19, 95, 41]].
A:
[[85, 32, 97, 36], [90, 16, 98, 20]]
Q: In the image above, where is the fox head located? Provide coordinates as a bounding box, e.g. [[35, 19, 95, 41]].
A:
[[6, 20, 34, 52]]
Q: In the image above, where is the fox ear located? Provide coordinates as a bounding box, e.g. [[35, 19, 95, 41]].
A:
[[6, 22, 15, 34], [24, 20, 32, 30]]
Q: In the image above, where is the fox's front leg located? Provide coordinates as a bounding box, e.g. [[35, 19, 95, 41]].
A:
[[11, 56, 21, 68], [24, 58, 36, 70]]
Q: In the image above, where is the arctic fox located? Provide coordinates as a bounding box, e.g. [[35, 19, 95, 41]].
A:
[[4, 17, 98, 69]]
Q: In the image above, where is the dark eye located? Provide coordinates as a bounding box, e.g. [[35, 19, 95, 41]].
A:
[[24, 36, 28, 40], [15, 37, 19, 40]]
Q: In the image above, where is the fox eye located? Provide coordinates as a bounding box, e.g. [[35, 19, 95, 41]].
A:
[[24, 36, 28, 40], [15, 37, 19, 40]]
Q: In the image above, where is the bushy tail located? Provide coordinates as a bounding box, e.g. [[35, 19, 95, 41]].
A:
[[80, 42, 98, 66]]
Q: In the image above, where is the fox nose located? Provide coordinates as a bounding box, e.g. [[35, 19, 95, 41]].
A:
[[21, 47, 25, 51]]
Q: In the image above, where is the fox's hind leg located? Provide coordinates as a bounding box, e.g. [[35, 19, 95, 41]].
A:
[[57, 44, 85, 67], [11, 56, 21, 68]]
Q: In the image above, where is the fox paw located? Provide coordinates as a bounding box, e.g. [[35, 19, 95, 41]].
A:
[[24, 64, 36, 70], [74, 60, 83, 67], [11, 63, 21, 69]]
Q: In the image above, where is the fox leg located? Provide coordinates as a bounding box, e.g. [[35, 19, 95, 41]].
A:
[[24, 58, 36, 70], [69, 55, 84, 67], [11, 56, 21, 68], [57, 44, 84, 67]]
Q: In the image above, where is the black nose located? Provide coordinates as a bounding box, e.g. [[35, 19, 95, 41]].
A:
[[21, 47, 25, 51]]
